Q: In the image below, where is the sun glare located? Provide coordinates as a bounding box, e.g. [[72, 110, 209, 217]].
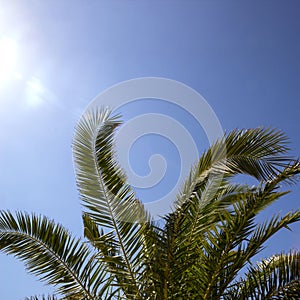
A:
[[25, 77, 45, 107], [0, 38, 17, 84]]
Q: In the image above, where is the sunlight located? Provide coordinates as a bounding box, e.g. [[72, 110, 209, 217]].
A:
[[0, 38, 17, 84], [25, 77, 45, 107]]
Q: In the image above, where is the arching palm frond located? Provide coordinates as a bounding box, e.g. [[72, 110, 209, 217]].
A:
[[225, 251, 300, 299], [0, 211, 108, 299], [173, 128, 295, 241], [175, 127, 295, 216], [73, 108, 158, 299]]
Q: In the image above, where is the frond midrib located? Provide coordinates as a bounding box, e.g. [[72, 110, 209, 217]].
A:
[[2, 229, 94, 300], [91, 133, 142, 299]]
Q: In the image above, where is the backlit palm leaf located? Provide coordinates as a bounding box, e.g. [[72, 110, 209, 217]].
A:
[[73, 108, 158, 299], [226, 251, 300, 299], [0, 211, 108, 299]]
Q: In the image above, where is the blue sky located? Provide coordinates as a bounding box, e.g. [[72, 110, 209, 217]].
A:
[[0, 1, 300, 298]]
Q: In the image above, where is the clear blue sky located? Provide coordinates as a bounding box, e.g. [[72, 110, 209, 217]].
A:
[[0, 1, 300, 298]]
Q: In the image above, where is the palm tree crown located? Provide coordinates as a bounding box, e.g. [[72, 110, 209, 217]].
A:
[[0, 107, 299, 299]]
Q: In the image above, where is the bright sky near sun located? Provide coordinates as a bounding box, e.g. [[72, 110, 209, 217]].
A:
[[0, 1, 300, 298], [0, 38, 17, 82]]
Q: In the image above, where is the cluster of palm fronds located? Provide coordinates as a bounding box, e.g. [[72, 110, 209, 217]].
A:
[[0, 108, 299, 299]]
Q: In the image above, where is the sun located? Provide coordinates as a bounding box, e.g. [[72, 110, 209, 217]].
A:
[[0, 38, 18, 84]]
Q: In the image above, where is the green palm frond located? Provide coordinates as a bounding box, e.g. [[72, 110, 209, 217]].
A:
[[162, 149, 300, 298], [176, 127, 293, 209], [203, 178, 298, 298], [207, 210, 300, 298], [73, 107, 147, 225], [164, 129, 297, 294], [73, 108, 159, 299], [0, 211, 107, 299], [226, 251, 300, 299]]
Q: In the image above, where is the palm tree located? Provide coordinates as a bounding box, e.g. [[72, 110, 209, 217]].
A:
[[0, 107, 299, 299]]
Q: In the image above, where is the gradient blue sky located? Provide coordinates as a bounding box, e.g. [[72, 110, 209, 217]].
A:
[[0, 1, 300, 298]]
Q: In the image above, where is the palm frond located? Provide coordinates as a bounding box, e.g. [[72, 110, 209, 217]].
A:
[[176, 127, 293, 209], [226, 251, 300, 299], [163, 181, 246, 296], [0, 211, 107, 299], [73, 107, 158, 299], [164, 156, 300, 298], [199, 179, 300, 298]]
